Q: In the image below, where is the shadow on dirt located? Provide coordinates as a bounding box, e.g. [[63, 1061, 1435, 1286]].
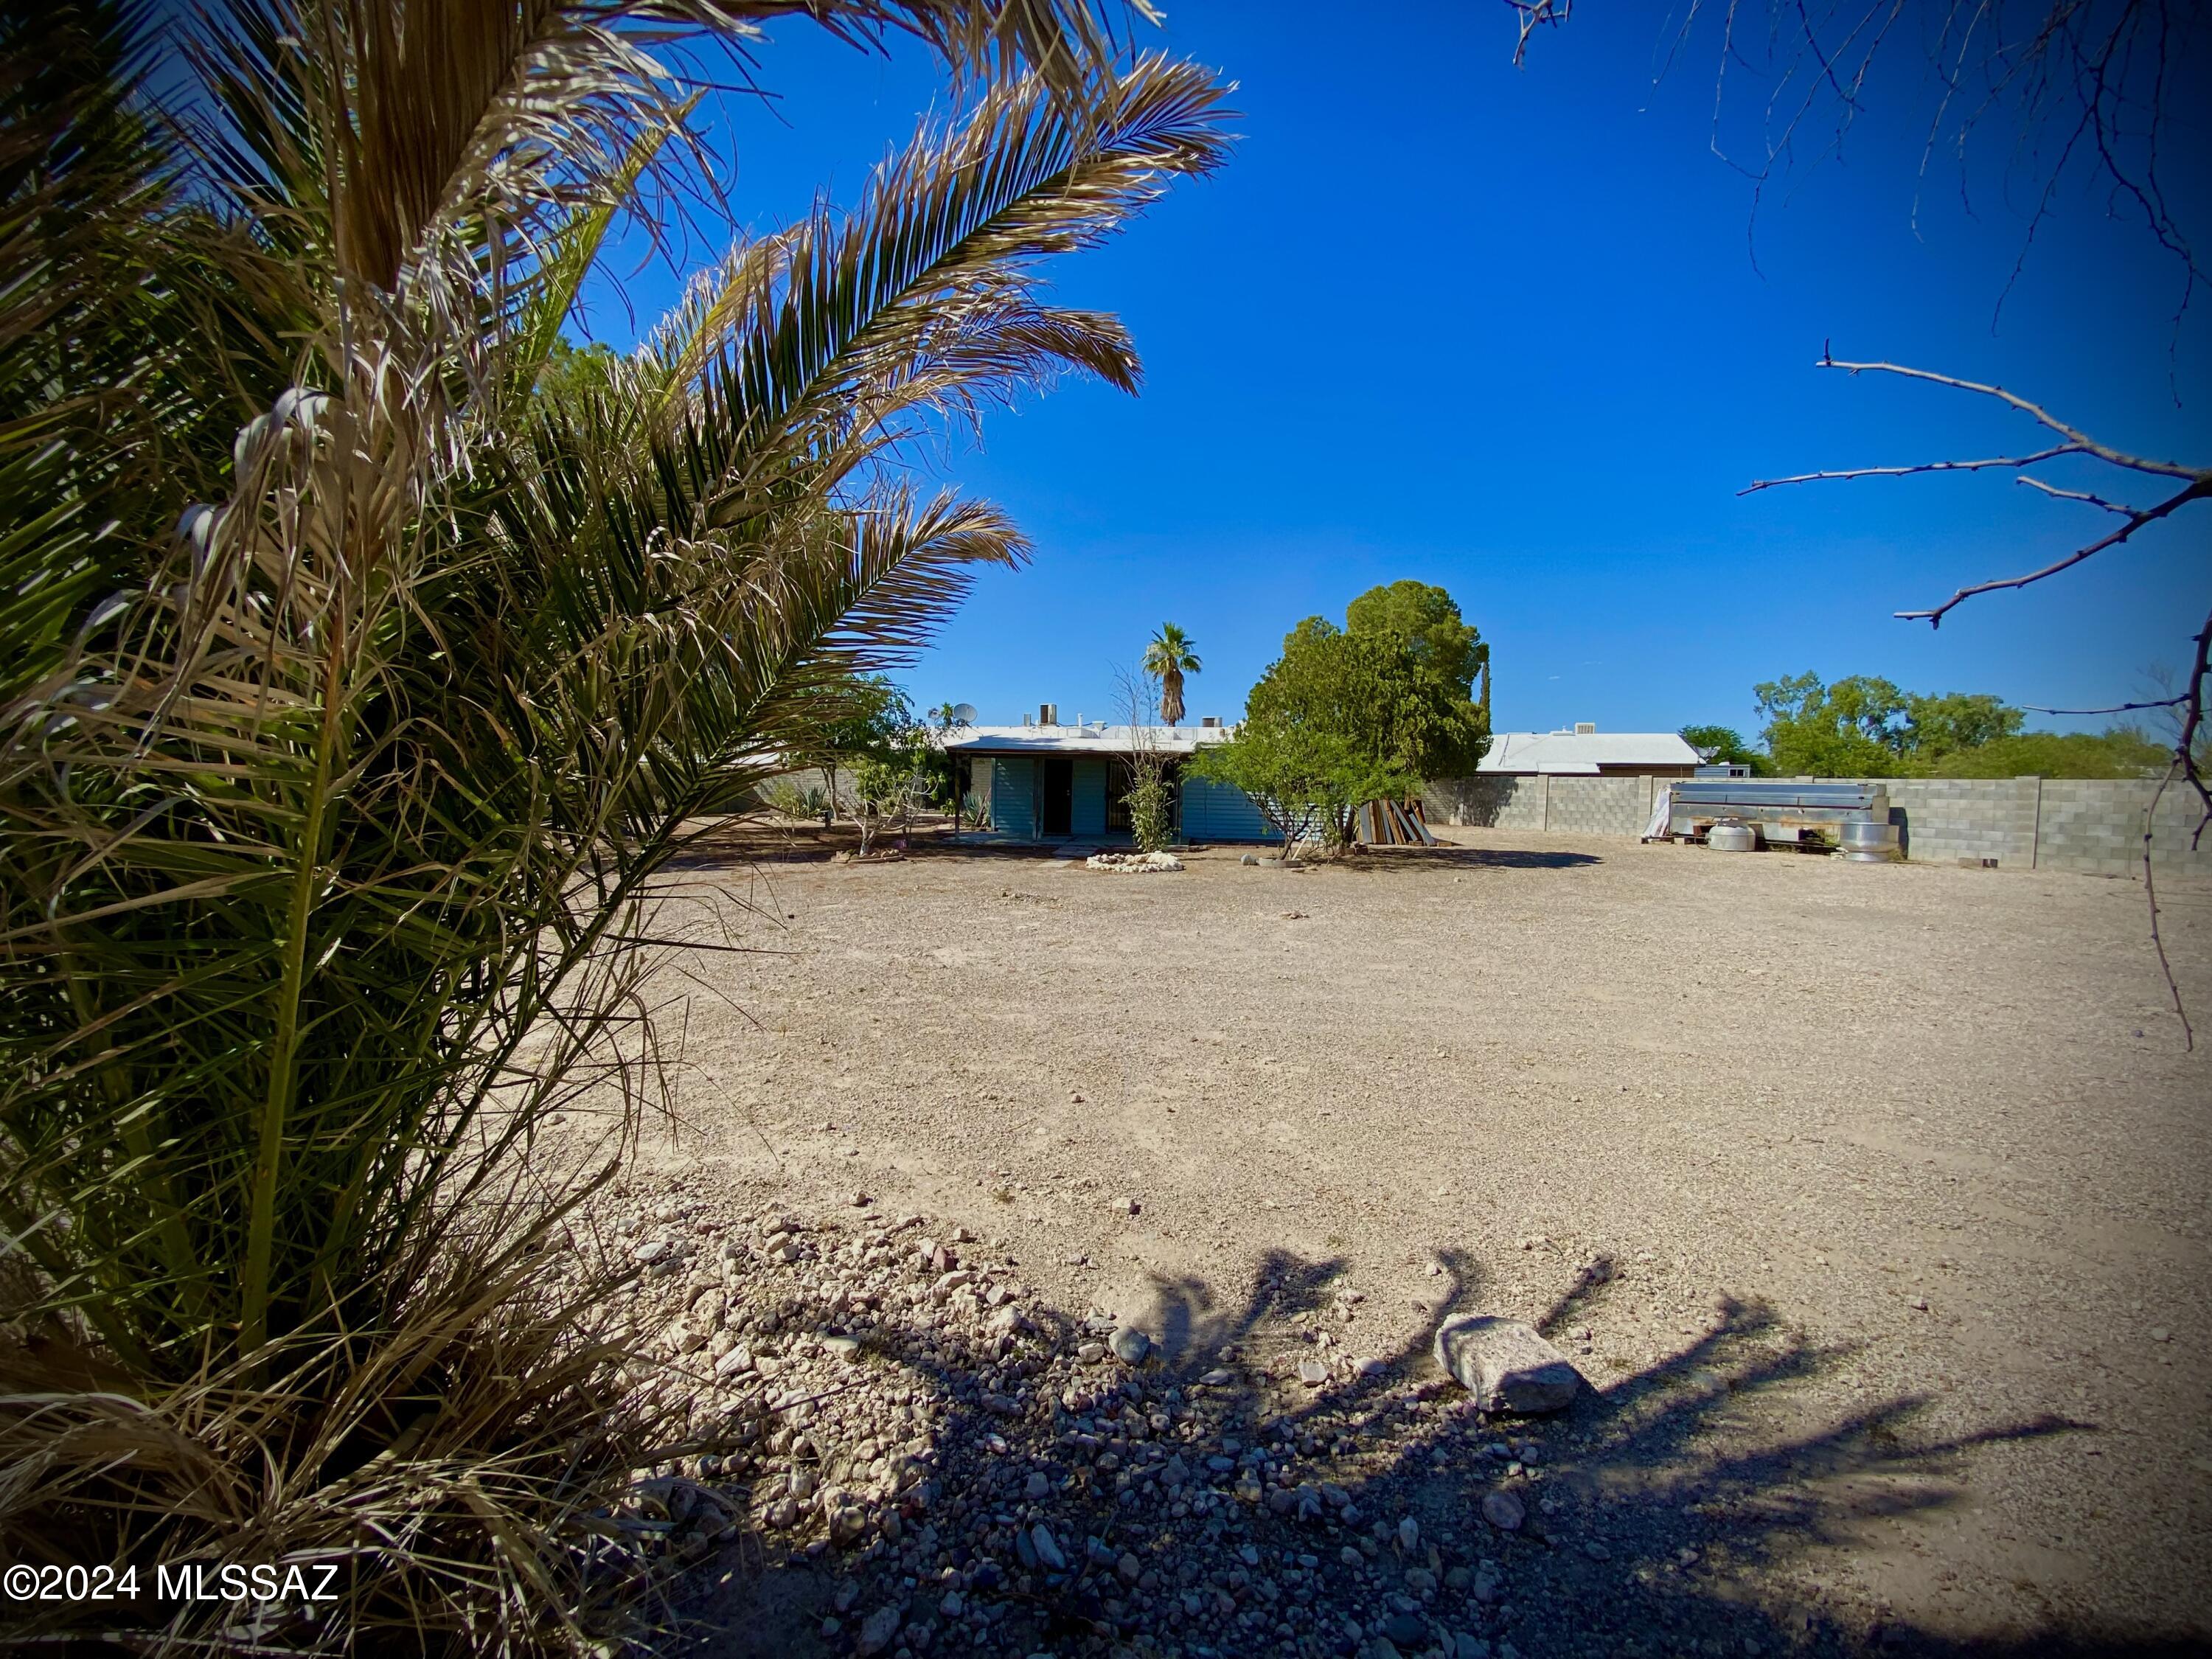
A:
[[668, 1234, 2175, 1659], [672, 817, 1609, 877], [1331, 846, 1604, 876]]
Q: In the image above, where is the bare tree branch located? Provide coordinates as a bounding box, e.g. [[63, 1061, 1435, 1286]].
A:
[[1893, 474, 2211, 627], [1810, 358, 2201, 479], [1741, 357, 2212, 627], [1505, 0, 1571, 69], [2015, 476, 2138, 515], [1750, 356, 2211, 1048], [1528, 4, 2208, 364], [1742, 445, 2081, 492], [2022, 698, 2185, 716]]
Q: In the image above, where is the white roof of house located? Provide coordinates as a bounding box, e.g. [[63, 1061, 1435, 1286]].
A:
[[944, 723, 1235, 757], [1479, 729, 1701, 773]]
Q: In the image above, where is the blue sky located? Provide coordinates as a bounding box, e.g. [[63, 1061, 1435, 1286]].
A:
[[580, 2, 2211, 741]]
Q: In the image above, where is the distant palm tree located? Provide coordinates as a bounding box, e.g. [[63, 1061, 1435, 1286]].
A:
[[1144, 622, 1202, 726]]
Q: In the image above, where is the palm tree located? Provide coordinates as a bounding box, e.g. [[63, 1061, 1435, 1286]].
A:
[[1144, 621, 1203, 726], [0, 0, 1228, 1645]]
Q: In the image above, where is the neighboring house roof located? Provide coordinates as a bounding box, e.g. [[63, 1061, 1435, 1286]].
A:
[[943, 723, 1234, 757], [1478, 730, 1702, 773]]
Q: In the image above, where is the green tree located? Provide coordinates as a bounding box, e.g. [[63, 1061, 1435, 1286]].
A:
[[1345, 578, 1489, 696], [0, 3, 1226, 1644], [1931, 727, 2168, 779], [1903, 691, 2023, 765], [1253, 617, 1490, 783], [1756, 673, 2044, 775], [1755, 672, 1916, 776], [1144, 622, 1202, 726], [797, 673, 914, 816], [1186, 721, 1417, 854], [1200, 611, 1486, 850], [1679, 724, 1768, 772]]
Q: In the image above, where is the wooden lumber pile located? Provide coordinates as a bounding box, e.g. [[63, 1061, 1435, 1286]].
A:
[[1354, 797, 1437, 847]]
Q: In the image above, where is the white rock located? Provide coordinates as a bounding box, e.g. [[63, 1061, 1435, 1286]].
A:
[[1434, 1316, 1585, 1415], [856, 1604, 901, 1656], [1110, 1326, 1152, 1365], [1030, 1524, 1066, 1571]]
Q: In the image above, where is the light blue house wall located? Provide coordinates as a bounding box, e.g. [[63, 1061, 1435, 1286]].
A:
[[1072, 758, 1109, 838], [1180, 775, 1276, 842], [962, 745, 1275, 843], [990, 757, 1036, 840]]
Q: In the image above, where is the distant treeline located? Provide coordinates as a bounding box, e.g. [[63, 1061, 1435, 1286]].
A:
[[1683, 674, 2188, 780]]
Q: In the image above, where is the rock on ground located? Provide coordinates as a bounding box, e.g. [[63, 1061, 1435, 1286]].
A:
[[1434, 1315, 1585, 1415]]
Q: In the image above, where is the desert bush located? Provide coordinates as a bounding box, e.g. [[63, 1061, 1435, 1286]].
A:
[[0, 1, 1227, 1647], [1128, 775, 1175, 850]]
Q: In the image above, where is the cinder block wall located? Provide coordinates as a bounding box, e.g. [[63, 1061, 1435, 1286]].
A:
[[1545, 776, 1655, 838], [1879, 779, 2039, 866], [1425, 776, 1544, 830], [1424, 772, 2212, 877], [2038, 778, 2210, 876]]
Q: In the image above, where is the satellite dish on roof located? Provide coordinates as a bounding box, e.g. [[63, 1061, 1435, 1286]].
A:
[[950, 703, 978, 725]]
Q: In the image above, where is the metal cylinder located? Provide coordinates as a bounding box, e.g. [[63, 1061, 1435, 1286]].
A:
[[1837, 818, 1902, 862], [1707, 821, 1757, 853]]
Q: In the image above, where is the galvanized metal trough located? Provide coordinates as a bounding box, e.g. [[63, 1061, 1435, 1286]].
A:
[[1665, 779, 1900, 860]]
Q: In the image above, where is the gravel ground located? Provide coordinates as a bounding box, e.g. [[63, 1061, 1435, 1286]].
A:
[[591, 823, 2211, 1658]]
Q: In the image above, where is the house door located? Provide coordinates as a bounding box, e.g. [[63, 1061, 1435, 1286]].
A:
[[1038, 758, 1074, 836]]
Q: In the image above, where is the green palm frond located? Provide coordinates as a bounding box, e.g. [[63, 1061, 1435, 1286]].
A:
[[1, 0, 1228, 1643]]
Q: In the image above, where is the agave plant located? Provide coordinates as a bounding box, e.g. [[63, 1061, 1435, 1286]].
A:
[[0, 0, 1227, 1646]]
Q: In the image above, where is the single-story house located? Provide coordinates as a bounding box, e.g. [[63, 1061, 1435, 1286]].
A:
[[1478, 725, 1702, 779], [943, 713, 1273, 843]]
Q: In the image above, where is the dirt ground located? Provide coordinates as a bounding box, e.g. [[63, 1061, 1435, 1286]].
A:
[[637, 821, 2212, 1655]]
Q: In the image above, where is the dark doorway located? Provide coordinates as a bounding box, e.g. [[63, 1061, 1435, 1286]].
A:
[[1038, 757, 1074, 836], [1105, 760, 1133, 834]]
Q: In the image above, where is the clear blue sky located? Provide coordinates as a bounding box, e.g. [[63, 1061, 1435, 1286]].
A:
[[578, 2, 2211, 741]]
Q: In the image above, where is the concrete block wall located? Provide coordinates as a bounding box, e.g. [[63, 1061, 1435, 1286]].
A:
[[1423, 771, 2212, 878], [2038, 778, 2211, 876], [1545, 776, 1656, 838], [1880, 778, 2039, 866], [1425, 776, 1544, 830]]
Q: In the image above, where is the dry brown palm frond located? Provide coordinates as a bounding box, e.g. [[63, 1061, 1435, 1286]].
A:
[[0, 1212, 692, 1656]]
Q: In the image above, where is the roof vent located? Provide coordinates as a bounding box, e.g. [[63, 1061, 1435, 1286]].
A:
[[1201, 716, 1220, 728], [1574, 722, 1596, 735], [1039, 702, 1058, 726]]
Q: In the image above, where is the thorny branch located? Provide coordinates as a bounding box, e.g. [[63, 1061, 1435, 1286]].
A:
[[1520, 3, 2207, 367], [1747, 355, 2212, 1048]]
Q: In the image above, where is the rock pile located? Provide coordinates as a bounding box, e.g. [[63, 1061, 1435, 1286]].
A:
[[1085, 852, 1185, 874], [580, 1183, 1663, 1659]]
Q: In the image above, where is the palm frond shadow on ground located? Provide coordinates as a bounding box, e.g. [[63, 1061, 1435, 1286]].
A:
[[675, 1245, 2159, 1659]]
